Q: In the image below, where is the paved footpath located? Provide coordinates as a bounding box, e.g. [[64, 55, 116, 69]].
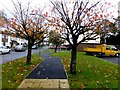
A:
[[18, 52, 69, 89]]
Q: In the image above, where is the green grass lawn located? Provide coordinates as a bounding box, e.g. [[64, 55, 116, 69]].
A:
[[1, 53, 43, 89], [52, 51, 120, 89]]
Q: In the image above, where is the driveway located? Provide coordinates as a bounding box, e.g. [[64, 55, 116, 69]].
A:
[[0, 46, 48, 64], [99, 56, 119, 65]]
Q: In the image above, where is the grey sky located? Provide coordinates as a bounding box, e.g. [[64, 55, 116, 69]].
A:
[[0, 0, 119, 19]]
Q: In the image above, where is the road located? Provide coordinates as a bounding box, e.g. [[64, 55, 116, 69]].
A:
[[0, 47, 48, 64], [1, 47, 119, 65], [99, 56, 120, 65]]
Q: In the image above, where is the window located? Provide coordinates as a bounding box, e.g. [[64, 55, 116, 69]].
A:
[[2, 35, 4, 38], [6, 35, 8, 39], [112, 46, 118, 51], [106, 46, 110, 50]]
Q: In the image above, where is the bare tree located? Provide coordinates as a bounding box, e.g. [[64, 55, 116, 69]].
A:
[[50, 0, 107, 74], [4, 1, 48, 64]]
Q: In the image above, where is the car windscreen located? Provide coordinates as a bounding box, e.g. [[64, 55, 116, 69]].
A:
[[112, 46, 118, 51]]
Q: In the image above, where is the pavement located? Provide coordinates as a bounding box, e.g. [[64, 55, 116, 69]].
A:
[[18, 51, 69, 89], [18, 79, 69, 89]]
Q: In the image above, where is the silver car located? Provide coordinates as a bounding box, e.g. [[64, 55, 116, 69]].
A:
[[14, 45, 26, 52], [0, 46, 11, 55]]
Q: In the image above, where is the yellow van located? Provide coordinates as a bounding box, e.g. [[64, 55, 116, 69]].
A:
[[84, 44, 120, 57]]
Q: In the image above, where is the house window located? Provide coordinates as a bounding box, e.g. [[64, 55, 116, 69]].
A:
[[2, 35, 4, 38], [6, 35, 8, 39]]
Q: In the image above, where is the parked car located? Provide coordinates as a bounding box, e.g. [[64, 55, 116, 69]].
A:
[[0, 46, 11, 55], [58, 45, 68, 50], [14, 45, 26, 52], [32, 45, 37, 49], [49, 45, 55, 49]]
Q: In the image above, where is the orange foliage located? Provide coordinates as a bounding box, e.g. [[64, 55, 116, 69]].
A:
[[87, 13, 90, 16], [90, 9, 93, 13], [93, 16, 97, 21], [100, 14, 103, 18], [0, 18, 4, 26]]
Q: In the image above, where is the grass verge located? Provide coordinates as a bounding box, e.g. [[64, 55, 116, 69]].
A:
[[52, 51, 120, 89], [2, 53, 43, 89]]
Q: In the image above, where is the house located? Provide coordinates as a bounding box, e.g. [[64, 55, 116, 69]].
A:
[[0, 28, 27, 47], [10, 35, 28, 47], [0, 33, 2, 46], [0, 33, 10, 46]]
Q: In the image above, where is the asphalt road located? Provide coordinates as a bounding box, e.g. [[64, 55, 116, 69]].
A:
[[99, 56, 120, 65], [0, 46, 48, 64]]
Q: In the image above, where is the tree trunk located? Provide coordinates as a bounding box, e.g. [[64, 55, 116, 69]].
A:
[[26, 40, 32, 64], [54, 45, 58, 52], [100, 36, 105, 44], [70, 46, 77, 74]]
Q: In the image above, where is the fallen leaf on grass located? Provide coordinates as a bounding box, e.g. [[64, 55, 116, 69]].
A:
[[23, 70, 28, 72], [104, 75, 108, 78], [8, 80, 11, 83], [88, 65, 91, 68], [20, 74, 24, 76], [94, 65, 97, 68], [96, 81, 99, 83], [17, 68, 22, 71], [106, 80, 109, 83], [15, 80, 20, 83], [97, 71, 100, 73], [67, 65, 70, 68], [81, 82, 86, 89]]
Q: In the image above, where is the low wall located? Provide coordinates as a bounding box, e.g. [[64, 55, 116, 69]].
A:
[[77, 43, 100, 52], [77, 43, 120, 52]]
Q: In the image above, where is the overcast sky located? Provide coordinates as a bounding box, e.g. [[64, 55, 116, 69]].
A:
[[0, 0, 119, 18]]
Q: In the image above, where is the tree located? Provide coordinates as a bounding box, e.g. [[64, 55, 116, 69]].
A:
[[0, 10, 7, 19], [0, 10, 7, 27], [49, 30, 64, 52], [106, 31, 120, 45], [50, 0, 114, 74], [95, 19, 117, 44], [3, 1, 48, 64], [93, 1, 116, 44]]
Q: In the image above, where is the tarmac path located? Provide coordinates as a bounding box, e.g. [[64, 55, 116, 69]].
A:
[[26, 52, 67, 79]]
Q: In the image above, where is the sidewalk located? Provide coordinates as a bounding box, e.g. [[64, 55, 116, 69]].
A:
[[18, 51, 69, 89]]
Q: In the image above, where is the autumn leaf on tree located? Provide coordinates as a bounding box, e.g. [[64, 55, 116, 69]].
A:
[[3, 1, 49, 64]]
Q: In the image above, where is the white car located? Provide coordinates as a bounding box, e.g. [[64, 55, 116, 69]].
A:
[[14, 45, 26, 51], [32, 45, 37, 49], [0, 46, 11, 55]]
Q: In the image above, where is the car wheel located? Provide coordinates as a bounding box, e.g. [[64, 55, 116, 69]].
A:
[[93, 53, 97, 57], [115, 53, 119, 57], [15, 49, 17, 52], [93, 54, 97, 57], [8, 50, 10, 54]]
